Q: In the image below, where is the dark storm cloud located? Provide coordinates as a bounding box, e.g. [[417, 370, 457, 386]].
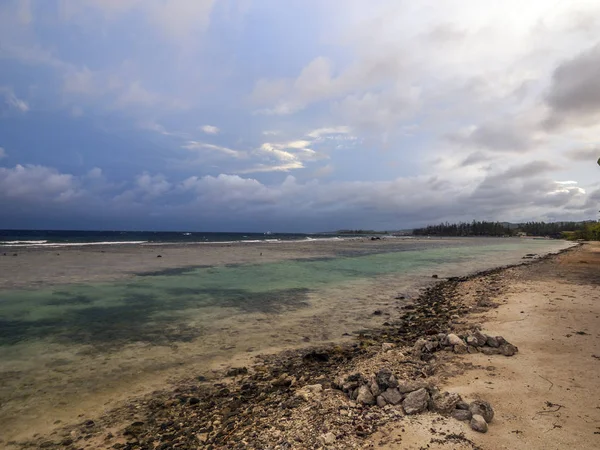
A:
[[446, 120, 534, 152], [565, 147, 600, 161], [545, 42, 600, 128]]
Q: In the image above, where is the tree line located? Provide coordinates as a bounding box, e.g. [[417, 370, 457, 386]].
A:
[[412, 220, 599, 239]]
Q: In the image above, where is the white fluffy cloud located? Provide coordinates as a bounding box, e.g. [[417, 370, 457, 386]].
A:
[[200, 125, 219, 135]]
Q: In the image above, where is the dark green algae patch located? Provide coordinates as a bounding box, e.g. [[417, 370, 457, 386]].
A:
[[0, 268, 312, 351]]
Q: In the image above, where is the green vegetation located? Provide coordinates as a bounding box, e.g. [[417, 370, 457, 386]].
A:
[[562, 221, 600, 241], [413, 220, 600, 240]]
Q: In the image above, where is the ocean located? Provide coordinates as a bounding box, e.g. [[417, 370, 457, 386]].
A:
[[0, 229, 349, 247]]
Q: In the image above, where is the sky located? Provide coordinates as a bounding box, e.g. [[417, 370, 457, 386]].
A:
[[0, 0, 599, 232]]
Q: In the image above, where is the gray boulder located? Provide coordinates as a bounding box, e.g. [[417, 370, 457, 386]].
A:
[[397, 380, 429, 394], [486, 335, 500, 348], [480, 347, 502, 356], [451, 409, 472, 421], [381, 388, 403, 405], [499, 343, 518, 356], [430, 390, 462, 414], [402, 388, 430, 415], [446, 333, 464, 346], [469, 400, 494, 423], [357, 385, 376, 405], [376, 368, 398, 390], [470, 414, 488, 433], [376, 395, 387, 408]]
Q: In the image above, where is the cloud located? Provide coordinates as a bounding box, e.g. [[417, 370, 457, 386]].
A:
[[0, 161, 594, 230], [306, 126, 352, 139], [1, 87, 29, 113], [545, 42, 600, 128], [565, 146, 600, 161], [0, 147, 6, 159], [0, 164, 78, 201], [200, 125, 219, 135], [182, 141, 247, 159], [446, 120, 537, 153]]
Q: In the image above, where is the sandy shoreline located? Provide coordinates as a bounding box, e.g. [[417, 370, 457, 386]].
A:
[[6, 241, 597, 449]]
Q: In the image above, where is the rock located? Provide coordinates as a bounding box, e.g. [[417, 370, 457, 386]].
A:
[[467, 345, 479, 354], [469, 400, 494, 423], [470, 414, 488, 433], [473, 330, 488, 346], [467, 331, 487, 347], [357, 385, 376, 405], [480, 347, 502, 356], [424, 340, 439, 352], [430, 391, 462, 414], [369, 379, 381, 397], [432, 274, 439, 278], [402, 388, 430, 415], [226, 367, 248, 377], [373, 310, 383, 316], [413, 338, 428, 354], [453, 343, 468, 354], [303, 384, 323, 394], [381, 388, 403, 405], [456, 401, 470, 410], [496, 336, 507, 345], [376, 368, 398, 390], [486, 335, 500, 348], [397, 380, 429, 394], [452, 409, 472, 421], [499, 343, 518, 356], [320, 432, 336, 445], [382, 342, 395, 352], [446, 334, 464, 346], [377, 395, 387, 408]]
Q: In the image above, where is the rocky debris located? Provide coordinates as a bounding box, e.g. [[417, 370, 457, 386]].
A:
[[469, 400, 494, 423], [381, 342, 395, 352], [402, 388, 430, 415], [414, 331, 518, 358], [319, 432, 336, 445], [470, 414, 488, 433]]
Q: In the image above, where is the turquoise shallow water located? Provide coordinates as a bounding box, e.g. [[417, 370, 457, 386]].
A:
[[0, 239, 570, 351]]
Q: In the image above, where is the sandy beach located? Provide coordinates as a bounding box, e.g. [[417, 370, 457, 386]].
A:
[[370, 241, 600, 449]]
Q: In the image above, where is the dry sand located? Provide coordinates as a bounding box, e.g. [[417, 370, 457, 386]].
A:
[[370, 242, 600, 449]]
